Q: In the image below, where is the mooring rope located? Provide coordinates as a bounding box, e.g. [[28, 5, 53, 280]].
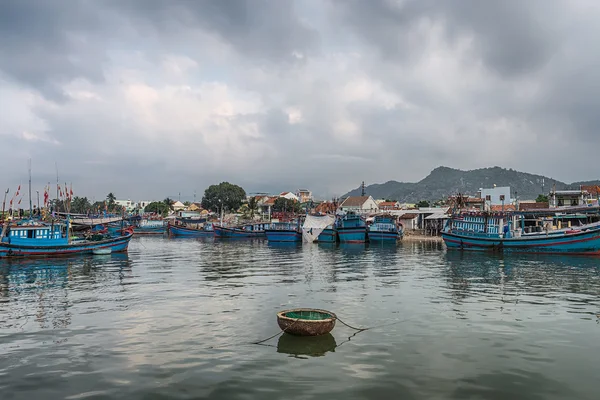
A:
[[334, 316, 369, 331], [251, 318, 300, 345]]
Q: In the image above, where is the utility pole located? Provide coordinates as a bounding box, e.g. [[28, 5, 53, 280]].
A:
[[361, 181, 365, 196]]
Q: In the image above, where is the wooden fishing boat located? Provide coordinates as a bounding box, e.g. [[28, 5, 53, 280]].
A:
[[276, 308, 337, 336], [132, 219, 166, 235], [0, 220, 133, 258], [368, 214, 402, 242], [168, 222, 215, 238], [442, 210, 600, 255], [214, 223, 268, 239], [336, 213, 367, 243], [265, 221, 302, 242]]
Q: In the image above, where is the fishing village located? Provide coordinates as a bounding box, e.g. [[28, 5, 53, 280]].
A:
[[3, 175, 600, 256], [4, 1, 600, 398]]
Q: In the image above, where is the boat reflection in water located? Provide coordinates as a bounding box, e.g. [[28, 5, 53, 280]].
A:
[[277, 333, 337, 358], [0, 253, 133, 331]]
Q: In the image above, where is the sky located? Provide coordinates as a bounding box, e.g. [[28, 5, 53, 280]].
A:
[[1, 0, 600, 203]]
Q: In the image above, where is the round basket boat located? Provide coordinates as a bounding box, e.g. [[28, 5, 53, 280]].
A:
[[277, 308, 337, 336]]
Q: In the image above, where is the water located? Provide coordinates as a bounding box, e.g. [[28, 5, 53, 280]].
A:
[[1, 237, 599, 400]]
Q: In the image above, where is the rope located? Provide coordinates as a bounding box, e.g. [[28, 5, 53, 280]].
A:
[[335, 316, 369, 331], [251, 318, 300, 345]]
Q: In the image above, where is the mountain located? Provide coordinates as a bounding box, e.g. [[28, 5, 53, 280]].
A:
[[342, 166, 599, 202]]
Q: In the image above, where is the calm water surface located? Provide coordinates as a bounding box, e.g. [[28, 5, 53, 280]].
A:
[[1, 237, 599, 399]]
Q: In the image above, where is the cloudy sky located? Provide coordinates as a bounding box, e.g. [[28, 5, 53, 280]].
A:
[[1, 0, 599, 202]]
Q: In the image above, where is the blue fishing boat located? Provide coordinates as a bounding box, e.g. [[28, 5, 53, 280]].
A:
[[318, 225, 337, 243], [132, 218, 166, 235], [368, 214, 402, 242], [214, 223, 268, 239], [265, 221, 302, 242], [336, 213, 367, 243], [0, 220, 133, 258], [442, 211, 600, 255], [168, 222, 214, 238]]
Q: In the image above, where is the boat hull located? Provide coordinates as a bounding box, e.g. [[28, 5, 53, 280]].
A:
[[265, 229, 302, 242], [337, 227, 367, 243], [317, 228, 337, 243], [133, 226, 166, 235], [214, 226, 265, 239], [442, 228, 600, 255], [168, 224, 214, 238], [0, 233, 133, 258], [368, 230, 400, 242]]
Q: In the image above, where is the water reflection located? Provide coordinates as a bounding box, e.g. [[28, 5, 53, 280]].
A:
[[441, 251, 600, 319], [0, 254, 133, 332], [276, 333, 337, 358]]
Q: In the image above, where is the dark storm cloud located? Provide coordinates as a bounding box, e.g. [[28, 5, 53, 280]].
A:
[[0, 0, 108, 99], [106, 0, 318, 61], [333, 0, 559, 77], [1, 0, 600, 200]]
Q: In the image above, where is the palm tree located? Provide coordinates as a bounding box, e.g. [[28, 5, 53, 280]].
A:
[[163, 197, 174, 210], [247, 197, 258, 219], [106, 192, 116, 211]]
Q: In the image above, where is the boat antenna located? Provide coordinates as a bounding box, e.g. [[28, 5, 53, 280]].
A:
[[28, 158, 33, 220], [55, 162, 59, 213]]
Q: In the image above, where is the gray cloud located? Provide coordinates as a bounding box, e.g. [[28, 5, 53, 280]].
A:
[[0, 0, 599, 202]]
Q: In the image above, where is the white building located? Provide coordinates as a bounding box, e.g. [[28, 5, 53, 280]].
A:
[[138, 200, 152, 210], [478, 186, 512, 206], [296, 189, 313, 203], [338, 196, 379, 213], [279, 192, 299, 201], [115, 199, 135, 211]]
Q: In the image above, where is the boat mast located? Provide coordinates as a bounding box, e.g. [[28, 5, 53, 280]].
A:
[[28, 159, 33, 220], [55, 162, 59, 213]]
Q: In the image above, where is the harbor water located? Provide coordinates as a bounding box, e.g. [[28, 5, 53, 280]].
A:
[[1, 237, 599, 399]]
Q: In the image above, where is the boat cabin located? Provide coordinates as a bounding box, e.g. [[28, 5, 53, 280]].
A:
[[1, 224, 67, 246]]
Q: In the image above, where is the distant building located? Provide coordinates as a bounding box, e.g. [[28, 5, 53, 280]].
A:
[[171, 200, 186, 211], [338, 196, 379, 213], [478, 186, 512, 206], [378, 201, 400, 210], [549, 189, 591, 208], [296, 189, 313, 203], [115, 199, 135, 211], [279, 192, 299, 201], [188, 202, 203, 211], [138, 201, 152, 210]]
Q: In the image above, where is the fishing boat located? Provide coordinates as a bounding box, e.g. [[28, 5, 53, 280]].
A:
[[301, 214, 336, 243], [265, 221, 302, 242], [336, 213, 367, 243], [442, 210, 600, 255], [276, 308, 337, 336], [65, 214, 124, 231], [214, 222, 269, 239], [368, 214, 403, 242], [168, 222, 215, 238], [132, 218, 166, 235], [0, 219, 133, 258], [318, 225, 337, 243]]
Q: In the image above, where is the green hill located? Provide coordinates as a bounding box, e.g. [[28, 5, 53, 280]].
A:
[[342, 166, 598, 202]]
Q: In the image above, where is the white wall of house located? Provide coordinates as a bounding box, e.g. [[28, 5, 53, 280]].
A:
[[280, 192, 299, 201], [478, 186, 511, 205]]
